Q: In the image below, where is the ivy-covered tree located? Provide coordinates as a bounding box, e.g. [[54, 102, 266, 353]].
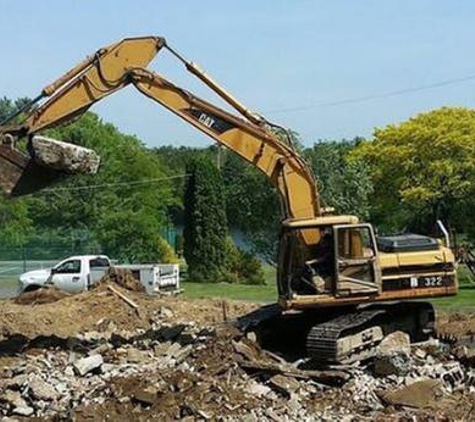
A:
[[183, 156, 228, 282]]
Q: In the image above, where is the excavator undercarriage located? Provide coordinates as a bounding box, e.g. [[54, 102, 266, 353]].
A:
[[239, 301, 435, 364]]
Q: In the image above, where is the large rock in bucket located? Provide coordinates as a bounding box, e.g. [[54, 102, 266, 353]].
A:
[[30, 136, 100, 174]]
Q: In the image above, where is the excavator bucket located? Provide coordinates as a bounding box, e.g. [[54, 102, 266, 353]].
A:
[[0, 136, 100, 197]]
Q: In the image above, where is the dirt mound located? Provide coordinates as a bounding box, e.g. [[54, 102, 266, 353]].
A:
[[96, 267, 145, 292], [14, 286, 70, 305], [438, 311, 475, 337], [0, 287, 257, 339]]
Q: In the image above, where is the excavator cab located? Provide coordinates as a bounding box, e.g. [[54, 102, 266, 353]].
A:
[[277, 217, 380, 305], [334, 224, 379, 297]]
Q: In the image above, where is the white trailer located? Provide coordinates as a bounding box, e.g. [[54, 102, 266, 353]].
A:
[[116, 264, 181, 295]]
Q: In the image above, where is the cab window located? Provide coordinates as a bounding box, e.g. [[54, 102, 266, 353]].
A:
[[55, 259, 81, 274], [337, 227, 375, 260], [90, 258, 110, 268]]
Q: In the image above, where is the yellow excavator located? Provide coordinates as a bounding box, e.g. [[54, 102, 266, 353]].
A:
[[0, 36, 457, 363]]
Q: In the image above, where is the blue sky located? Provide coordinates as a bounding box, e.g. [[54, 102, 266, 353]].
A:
[[1, 1, 474, 147]]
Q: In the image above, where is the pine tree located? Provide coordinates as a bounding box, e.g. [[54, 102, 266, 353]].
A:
[[184, 156, 227, 282]]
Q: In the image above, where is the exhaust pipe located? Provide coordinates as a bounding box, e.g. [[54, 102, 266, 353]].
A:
[[0, 135, 100, 197]]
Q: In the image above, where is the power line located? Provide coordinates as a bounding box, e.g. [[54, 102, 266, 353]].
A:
[[42, 174, 188, 193], [265, 73, 475, 114]]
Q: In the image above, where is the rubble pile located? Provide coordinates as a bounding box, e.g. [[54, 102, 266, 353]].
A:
[[0, 290, 475, 420]]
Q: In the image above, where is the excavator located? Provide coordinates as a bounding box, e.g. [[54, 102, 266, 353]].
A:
[[0, 36, 457, 363]]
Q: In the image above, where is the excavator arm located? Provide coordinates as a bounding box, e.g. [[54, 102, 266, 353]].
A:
[[1, 36, 165, 135], [0, 36, 320, 224]]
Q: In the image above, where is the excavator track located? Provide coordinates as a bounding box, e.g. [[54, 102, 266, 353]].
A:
[[306, 302, 435, 364], [306, 309, 386, 363]]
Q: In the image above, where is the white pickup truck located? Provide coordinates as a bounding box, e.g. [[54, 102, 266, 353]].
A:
[[18, 255, 181, 295], [18, 255, 111, 294]]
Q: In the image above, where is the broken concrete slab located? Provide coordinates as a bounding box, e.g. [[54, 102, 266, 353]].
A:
[[241, 360, 351, 386], [232, 339, 261, 362], [382, 379, 443, 408], [126, 348, 149, 364], [132, 386, 160, 406], [12, 405, 34, 417], [377, 331, 411, 356], [31, 136, 100, 174], [29, 377, 60, 401], [0, 390, 27, 408], [73, 354, 103, 376], [268, 374, 300, 397], [372, 353, 411, 377]]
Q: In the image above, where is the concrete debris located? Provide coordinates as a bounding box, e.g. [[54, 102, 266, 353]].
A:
[[0, 297, 475, 420], [377, 331, 411, 356], [268, 374, 300, 397], [73, 354, 104, 376], [0, 390, 26, 409], [126, 348, 149, 364], [12, 405, 34, 417], [382, 379, 443, 408], [31, 135, 100, 174], [29, 377, 59, 401], [372, 353, 411, 377]]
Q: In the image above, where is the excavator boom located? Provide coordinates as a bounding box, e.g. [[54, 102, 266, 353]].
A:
[[0, 36, 320, 225]]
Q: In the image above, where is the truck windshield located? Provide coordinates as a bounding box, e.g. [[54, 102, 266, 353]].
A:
[[55, 259, 81, 274]]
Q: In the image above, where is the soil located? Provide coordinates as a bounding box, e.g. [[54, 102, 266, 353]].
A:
[[13, 286, 70, 306], [0, 283, 256, 339], [94, 267, 146, 293]]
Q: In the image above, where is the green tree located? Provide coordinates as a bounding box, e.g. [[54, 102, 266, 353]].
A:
[[184, 156, 228, 282], [222, 236, 265, 285], [221, 151, 280, 263], [353, 107, 475, 234], [304, 139, 373, 220], [27, 111, 176, 262]]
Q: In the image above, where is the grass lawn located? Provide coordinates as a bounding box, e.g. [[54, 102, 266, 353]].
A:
[[182, 281, 276, 302], [182, 265, 277, 302], [431, 285, 475, 310], [0, 278, 18, 298]]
